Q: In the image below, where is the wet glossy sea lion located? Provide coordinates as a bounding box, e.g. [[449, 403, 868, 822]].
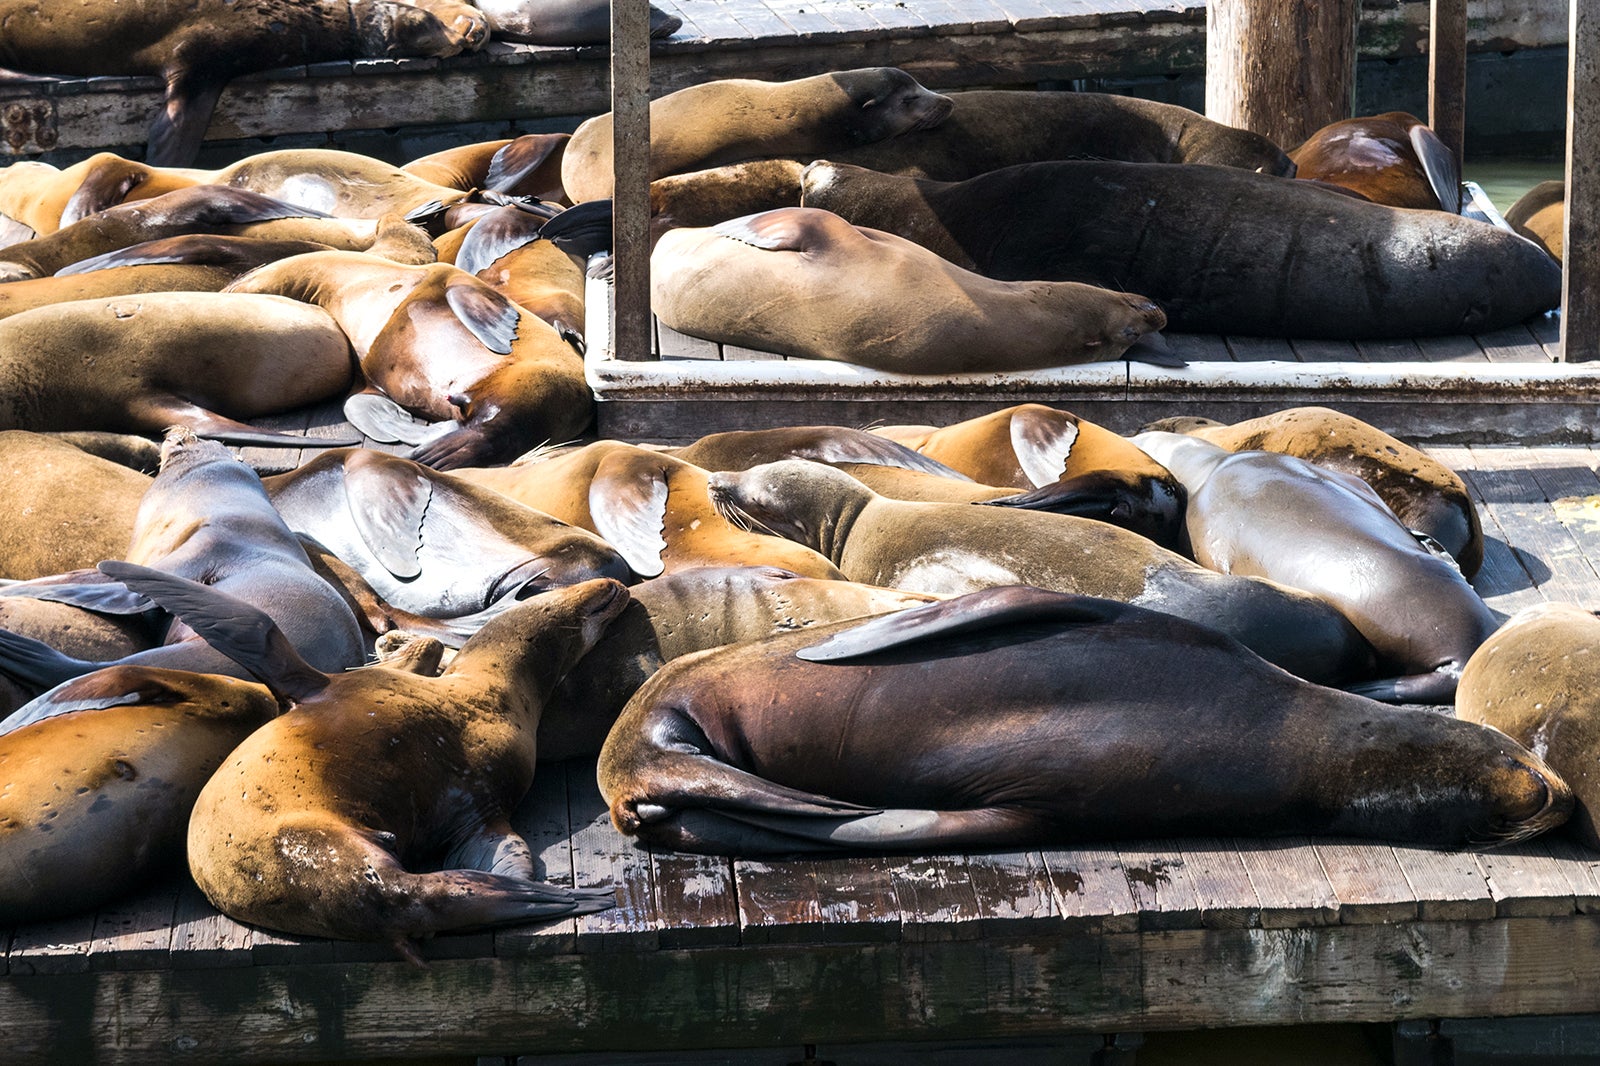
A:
[[0, 431, 363, 721], [541, 566, 934, 760], [800, 160, 1562, 338], [652, 208, 1167, 372], [110, 564, 621, 957], [403, 134, 571, 202], [226, 250, 589, 468], [827, 89, 1295, 180], [600, 586, 1568, 855], [474, 0, 681, 44], [0, 292, 358, 445], [707, 460, 1374, 684], [874, 405, 1185, 549], [207, 149, 474, 220], [1132, 431, 1499, 703], [0, 431, 150, 579], [0, 665, 279, 923], [0, 0, 489, 165], [454, 442, 847, 580], [443, 204, 592, 344], [1506, 180, 1564, 262], [562, 68, 955, 202], [263, 447, 629, 632], [1138, 407, 1483, 578], [1290, 112, 1461, 212], [0, 153, 206, 237], [1457, 603, 1600, 848]]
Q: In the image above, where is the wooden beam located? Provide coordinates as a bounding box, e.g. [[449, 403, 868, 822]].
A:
[[1428, 0, 1468, 168], [610, 0, 652, 362], [1562, 2, 1600, 362], [1204, 0, 1359, 149]]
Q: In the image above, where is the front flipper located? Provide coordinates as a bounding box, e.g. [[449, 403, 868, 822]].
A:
[[58, 159, 157, 227], [1008, 407, 1080, 487], [588, 449, 672, 578], [344, 390, 449, 446], [0, 569, 155, 615], [342, 450, 431, 579], [130, 395, 360, 448], [537, 199, 614, 260], [1410, 123, 1463, 214], [484, 133, 570, 199], [145, 74, 227, 168], [796, 585, 1120, 662], [1345, 667, 1463, 705], [0, 628, 99, 692], [454, 205, 544, 276]]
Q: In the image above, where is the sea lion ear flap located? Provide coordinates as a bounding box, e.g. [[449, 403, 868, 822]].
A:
[[588, 451, 672, 579], [59, 159, 154, 227], [796, 586, 1120, 662], [1009, 406, 1081, 488], [1410, 124, 1463, 214], [445, 277, 520, 354], [342, 450, 430, 580]]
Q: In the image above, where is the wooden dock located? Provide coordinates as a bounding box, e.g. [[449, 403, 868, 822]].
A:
[[4, 436, 1600, 1064]]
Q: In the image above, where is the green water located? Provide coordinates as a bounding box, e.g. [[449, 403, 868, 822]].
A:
[[1464, 158, 1566, 213]]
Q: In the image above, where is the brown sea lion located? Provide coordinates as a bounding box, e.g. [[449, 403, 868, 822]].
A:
[[453, 441, 847, 581], [106, 563, 621, 958], [826, 89, 1296, 180], [706, 460, 1375, 685], [1290, 112, 1461, 212], [0, 153, 206, 237], [664, 425, 973, 480], [0, 292, 358, 445], [599, 586, 1568, 855], [1506, 180, 1564, 262], [0, 0, 489, 165], [403, 134, 572, 203], [562, 68, 955, 202], [649, 159, 807, 235], [262, 448, 629, 633], [207, 149, 474, 220], [1457, 603, 1600, 848], [1133, 431, 1499, 703], [225, 249, 589, 469], [541, 566, 934, 761], [651, 208, 1167, 372], [0, 665, 279, 923], [0, 431, 150, 579], [473, 0, 681, 44], [800, 160, 1562, 338], [1137, 407, 1483, 579]]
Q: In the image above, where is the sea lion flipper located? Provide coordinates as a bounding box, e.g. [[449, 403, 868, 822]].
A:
[[145, 76, 227, 168], [0, 571, 155, 615], [0, 629, 97, 692], [1008, 407, 1081, 487], [0, 211, 36, 249], [454, 206, 544, 276], [342, 451, 430, 580], [1410, 124, 1463, 214], [445, 278, 520, 354], [712, 211, 808, 252], [59, 159, 155, 227], [96, 561, 329, 703], [1346, 669, 1463, 705], [132, 397, 361, 448], [1123, 331, 1187, 368], [789, 432, 973, 480], [979, 473, 1130, 519], [537, 199, 615, 260], [588, 451, 670, 578], [484, 133, 569, 196], [796, 586, 1119, 662], [343, 392, 442, 446]]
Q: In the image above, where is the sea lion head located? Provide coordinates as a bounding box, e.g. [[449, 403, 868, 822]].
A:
[[830, 68, 954, 143], [706, 460, 872, 550], [355, 0, 490, 59]]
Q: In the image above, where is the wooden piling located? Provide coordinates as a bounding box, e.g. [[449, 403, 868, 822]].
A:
[[610, 0, 652, 362], [1428, 0, 1467, 170], [1562, 1, 1598, 362], [1204, 0, 1359, 150]]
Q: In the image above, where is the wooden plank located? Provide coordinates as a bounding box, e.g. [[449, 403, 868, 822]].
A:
[[1428, 0, 1468, 172], [734, 859, 826, 944], [168, 881, 253, 970], [759, 0, 850, 39], [7, 912, 98, 975], [1413, 333, 1488, 363], [1175, 840, 1260, 929], [246, 924, 336, 967], [720, 342, 786, 362], [811, 855, 902, 942], [495, 760, 579, 957], [1529, 312, 1562, 359], [1466, 445, 1600, 604], [1312, 841, 1418, 925], [889, 853, 984, 942], [1223, 335, 1293, 362], [905, 0, 1011, 36], [1234, 838, 1340, 928], [1390, 844, 1496, 921], [1484, 447, 1600, 603], [1165, 332, 1232, 363], [1563, 0, 1600, 362], [612, 0, 653, 362], [568, 766, 659, 952], [1476, 324, 1553, 363], [716, 0, 798, 38], [1119, 841, 1203, 931], [1039, 847, 1140, 934], [85, 879, 181, 971], [1474, 841, 1579, 919], [1541, 835, 1600, 913], [656, 321, 723, 361], [649, 849, 740, 949], [1354, 338, 1423, 362], [237, 406, 311, 476], [1288, 338, 1360, 363], [1426, 445, 1546, 614], [963, 850, 1060, 936]]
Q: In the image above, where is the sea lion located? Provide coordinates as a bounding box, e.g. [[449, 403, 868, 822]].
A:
[[0, 430, 363, 719], [206, 149, 474, 221], [0, 291, 358, 445], [403, 134, 571, 202], [0, 665, 280, 923], [649, 160, 807, 235], [0, 431, 150, 579], [873, 405, 1185, 549], [455, 442, 848, 581], [1290, 112, 1462, 212], [562, 68, 955, 202], [651, 208, 1167, 372], [1457, 602, 1600, 848], [664, 425, 972, 479], [0, 0, 489, 165], [541, 566, 934, 760], [0, 153, 206, 237], [1132, 431, 1499, 703], [225, 249, 590, 469], [0, 598, 160, 715], [262, 447, 630, 632], [106, 563, 621, 958], [444, 204, 592, 345], [1137, 407, 1483, 578], [800, 159, 1562, 338], [826, 89, 1296, 180], [1506, 180, 1564, 262], [706, 460, 1374, 684], [599, 586, 1568, 855], [473, 0, 681, 44]]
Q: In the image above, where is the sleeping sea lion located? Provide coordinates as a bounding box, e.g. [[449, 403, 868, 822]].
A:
[[1506, 180, 1564, 262], [403, 134, 572, 202], [0, 153, 206, 237], [0, 431, 151, 579], [473, 0, 681, 44]]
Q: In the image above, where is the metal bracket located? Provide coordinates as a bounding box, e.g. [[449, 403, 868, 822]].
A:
[[2, 97, 58, 154]]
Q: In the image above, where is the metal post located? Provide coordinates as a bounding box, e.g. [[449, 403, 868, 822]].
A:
[[1562, 1, 1599, 362], [610, 0, 652, 361]]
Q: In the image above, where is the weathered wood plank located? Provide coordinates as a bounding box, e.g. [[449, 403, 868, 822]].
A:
[[720, 341, 786, 362], [1477, 324, 1554, 364], [168, 882, 252, 970], [1166, 332, 1234, 363], [810, 856, 902, 942], [656, 321, 723, 361], [1234, 838, 1340, 928], [889, 853, 984, 942], [1312, 841, 1418, 925], [1354, 338, 1424, 363], [1223, 335, 1292, 362], [1426, 445, 1545, 614], [963, 850, 1060, 936], [245, 924, 336, 966], [1474, 841, 1579, 919], [734, 860, 826, 944], [1413, 333, 1488, 363], [1119, 841, 1203, 930], [568, 767, 659, 951], [86, 880, 181, 972], [1177, 840, 1260, 929], [1288, 338, 1361, 363], [649, 849, 740, 949], [1541, 835, 1600, 913], [1039, 847, 1140, 934], [7, 912, 99, 975], [495, 760, 579, 957], [1563, 0, 1600, 362], [1467, 446, 1600, 604], [612, 0, 653, 363], [236, 406, 311, 476], [1390, 844, 1496, 922]]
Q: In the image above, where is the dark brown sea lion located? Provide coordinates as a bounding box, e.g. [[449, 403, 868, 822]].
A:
[[473, 0, 681, 44], [1457, 603, 1600, 848], [1506, 180, 1564, 262], [107, 563, 622, 958], [0, 431, 150, 579], [827, 89, 1295, 180], [1290, 112, 1462, 212], [541, 566, 934, 760], [652, 208, 1167, 372], [799, 159, 1562, 338], [0, 665, 279, 923], [453, 442, 847, 581], [706, 460, 1374, 684], [1137, 407, 1483, 579], [403, 134, 572, 203], [599, 586, 1568, 855], [562, 68, 955, 202], [1132, 431, 1498, 703], [0, 0, 489, 165], [262, 448, 629, 633]]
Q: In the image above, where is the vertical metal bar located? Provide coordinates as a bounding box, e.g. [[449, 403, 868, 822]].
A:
[[1562, 1, 1599, 362], [1428, 0, 1468, 170], [611, 0, 652, 361]]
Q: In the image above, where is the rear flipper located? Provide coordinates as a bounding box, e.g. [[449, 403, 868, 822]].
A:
[[634, 806, 1037, 856], [1345, 667, 1463, 705], [0, 570, 155, 615], [344, 391, 457, 446], [0, 628, 100, 693], [132, 395, 360, 448]]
